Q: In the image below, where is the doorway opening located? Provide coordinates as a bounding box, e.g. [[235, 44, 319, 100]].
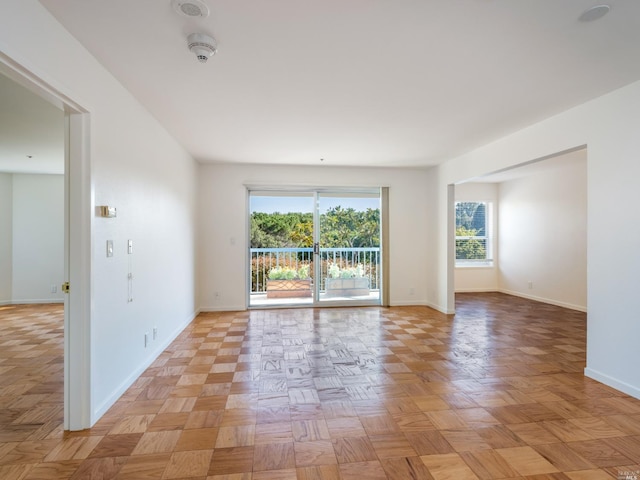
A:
[[248, 188, 383, 308], [451, 147, 587, 313], [1, 52, 92, 430]]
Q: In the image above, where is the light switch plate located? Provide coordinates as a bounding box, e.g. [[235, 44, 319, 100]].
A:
[[128, 239, 133, 254], [106, 240, 114, 257]]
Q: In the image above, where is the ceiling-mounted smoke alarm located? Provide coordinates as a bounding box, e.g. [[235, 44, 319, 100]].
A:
[[188, 33, 217, 63], [172, 0, 210, 18], [578, 4, 610, 22]]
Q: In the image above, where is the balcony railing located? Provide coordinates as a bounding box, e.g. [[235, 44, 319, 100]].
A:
[[250, 247, 381, 294]]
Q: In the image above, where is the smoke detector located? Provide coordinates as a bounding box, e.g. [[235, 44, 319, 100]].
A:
[[187, 33, 217, 63], [172, 0, 210, 18], [578, 4, 610, 22]]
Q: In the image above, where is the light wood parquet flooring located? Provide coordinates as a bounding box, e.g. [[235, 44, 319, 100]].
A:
[[1, 293, 640, 479]]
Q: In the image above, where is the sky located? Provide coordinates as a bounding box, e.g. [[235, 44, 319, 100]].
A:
[[250, 194, 380, 214]]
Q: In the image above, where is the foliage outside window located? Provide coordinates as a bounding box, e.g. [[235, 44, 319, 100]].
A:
[[455, 201, 492, 265], [250, 205, 381, 291], [250, 207, 380, 249]]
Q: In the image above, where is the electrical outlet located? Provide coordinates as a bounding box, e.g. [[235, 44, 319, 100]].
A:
[[153, 327, 158, 340], [528, 281, 533, 289], [144, 332, 149, 348], [51, 285, 57, 294], [409, 287, 415, 295]]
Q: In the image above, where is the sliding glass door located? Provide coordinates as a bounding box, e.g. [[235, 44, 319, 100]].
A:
[[248, 188, 382, 308], [248, 191, 315, 307], [316, 192, 381, 304]]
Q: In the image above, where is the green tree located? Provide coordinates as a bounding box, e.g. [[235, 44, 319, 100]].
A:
[[250, 212, 313, 247], [250, 207, 380, 249], [290, 219, 313, 247], [357, 208, 381, 247], [455, 226, 486, 259], [320, 207, 380, 247]]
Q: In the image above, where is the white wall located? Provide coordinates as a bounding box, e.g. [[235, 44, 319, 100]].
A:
[[498, 155, 587, 311], [428, 80, 640, 399], [454, 182, 498, 293], [11, 174, 64, 303], [0, 173, 11, 303], [197, 164, 431, 310], [1, 1, 199, 424]]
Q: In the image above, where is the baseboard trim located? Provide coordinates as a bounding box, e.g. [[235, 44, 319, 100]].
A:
[[426, 301, 455, 315], [455, 288, 496, 293], [584, 367, 640, 400], [385, 300, 454, 314], [92, 309, 198, 423], [4, 299, 64, 305], [199, 305, 247, 313], [497, 289, 587, 312], [389, 300, 428, 307]]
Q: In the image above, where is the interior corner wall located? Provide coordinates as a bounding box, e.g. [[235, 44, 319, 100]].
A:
[[421, 169, 456, 314], [196, 163, 431, 311], [423, 170, 442, 312], [454, 182, 499, 293], [429, 79, 640, 399], [0, 173, 12, 303], [11, 173, 65, 303], [498, 156, 587, 311], [1, 0, 199, 425]]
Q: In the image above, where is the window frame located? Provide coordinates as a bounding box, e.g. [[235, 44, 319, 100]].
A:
[[455, 201, 493, 267]]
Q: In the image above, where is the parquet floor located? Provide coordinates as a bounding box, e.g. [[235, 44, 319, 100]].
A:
[[1, 294, 640, 479]]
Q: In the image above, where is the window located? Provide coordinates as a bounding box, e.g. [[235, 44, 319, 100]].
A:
[[455, 201, 492, 265]]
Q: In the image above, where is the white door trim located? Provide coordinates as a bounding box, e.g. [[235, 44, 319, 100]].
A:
[[66, 112, 92, 430]]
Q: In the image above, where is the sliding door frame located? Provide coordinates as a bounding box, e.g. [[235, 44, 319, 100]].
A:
[[246, 186, 387, 308]]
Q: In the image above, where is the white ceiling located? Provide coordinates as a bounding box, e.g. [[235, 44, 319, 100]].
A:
[[36, 1, 640, 168], [0, 72, 64, 174]]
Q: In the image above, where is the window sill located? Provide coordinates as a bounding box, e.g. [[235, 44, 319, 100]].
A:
[[455, 262, 494, 269]]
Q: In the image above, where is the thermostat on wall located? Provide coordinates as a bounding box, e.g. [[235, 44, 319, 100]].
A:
[[99, 206, 117, 218]]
